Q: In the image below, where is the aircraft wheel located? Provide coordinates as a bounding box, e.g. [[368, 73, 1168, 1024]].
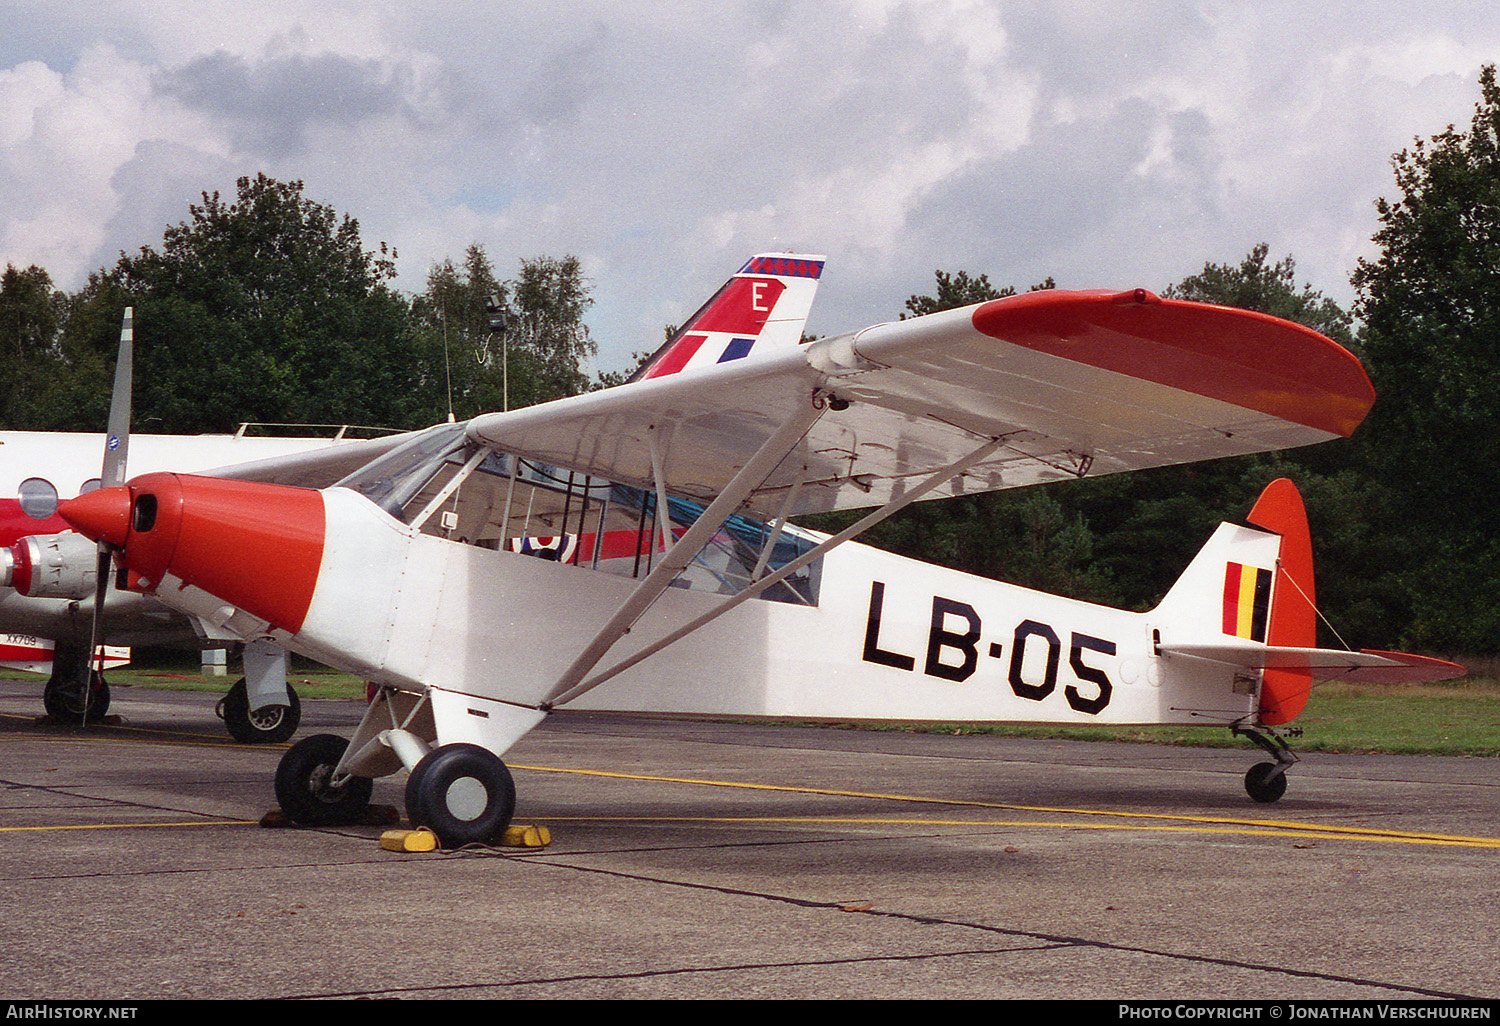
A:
[[43, 671, 111, 724], [275, 733, 372, 826], [220, 678, 301, 744], [1244, 761, 1288, 804], [405, 743, 516, 849]]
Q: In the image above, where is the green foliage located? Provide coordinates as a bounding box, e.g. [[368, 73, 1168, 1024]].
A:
[[1354, 66, 1500, 527], [1348, 65, 1500, 651], [108, 173, 433, 433], [0, 264, 67, 427], [903, 269, 1009, 318], [8, 81, 1500, 658], [411, 247, 597, 414], [411, 243, 510, 419], [860, 252, 1392, 651], [506, 255, 596, 404]]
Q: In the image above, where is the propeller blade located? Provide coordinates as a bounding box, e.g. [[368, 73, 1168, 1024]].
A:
[[102, 307, 133, 489], [80, 542, 112, 724], [79, 306, 134, 723]]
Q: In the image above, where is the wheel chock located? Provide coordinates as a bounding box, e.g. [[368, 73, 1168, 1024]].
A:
[[501, 824, 551, 848], [376, 824, 551, 852], [381, 828, 439, 852]]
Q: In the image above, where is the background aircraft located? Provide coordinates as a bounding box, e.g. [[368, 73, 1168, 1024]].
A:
[[57, 256, 1462, 847]]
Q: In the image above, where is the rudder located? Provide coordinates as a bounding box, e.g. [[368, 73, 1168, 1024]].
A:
[[1245, 477, 1315, 724]]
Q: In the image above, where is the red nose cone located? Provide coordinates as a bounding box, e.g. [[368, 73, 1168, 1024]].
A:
[[59, 487, 132, 547]]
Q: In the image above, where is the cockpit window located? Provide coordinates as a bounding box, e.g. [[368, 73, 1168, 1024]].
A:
[[334, 422, 469, 518], [335, 428, 823, 606]]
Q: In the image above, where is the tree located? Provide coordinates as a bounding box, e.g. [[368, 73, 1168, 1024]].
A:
[[813, 269, 1118, 602], [412, 244, 509, 419], [901, 269, 1055, 319], [413, 248, 596, 415], [1351, 65, 1500, 651], [0, 264, 67, 427], [506, 255, 596, 405], [108, 174, 431, 433]]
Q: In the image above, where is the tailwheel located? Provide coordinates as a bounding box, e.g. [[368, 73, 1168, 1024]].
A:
[[1244, 761, 1288, 803], [275, 733, 372, 826], [405, 743, 516, 849], [1232, 721, 1298, 804], [219, 677, 301, 744], [43, 670, 110, 724]]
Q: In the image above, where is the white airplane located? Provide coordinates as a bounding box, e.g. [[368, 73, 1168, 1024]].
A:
[[0, 311, 411, 738], [54, 255, 1462, 847]]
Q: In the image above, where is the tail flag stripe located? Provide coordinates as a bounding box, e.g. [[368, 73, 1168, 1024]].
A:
[[739, 255, 824, 278], [1222, 562, 1272, 642]]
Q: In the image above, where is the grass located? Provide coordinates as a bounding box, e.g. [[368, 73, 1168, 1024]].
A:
[[883, 678, 1500, 758], [13, 666, 1500, 758], [13, 665, 371, 701]]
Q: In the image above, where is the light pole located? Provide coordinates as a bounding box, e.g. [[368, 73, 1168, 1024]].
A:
[[485, 293, 508, 412]]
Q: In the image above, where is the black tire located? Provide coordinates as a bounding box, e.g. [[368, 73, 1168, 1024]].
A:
[[43, 671, 110, 724], [275, 733, 373, 826], [221, 678, 301, 744], [1244, 761, 1288, 804], [405, 743, 516, 849]]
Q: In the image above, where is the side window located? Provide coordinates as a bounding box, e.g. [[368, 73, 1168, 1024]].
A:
[[18, 478, 59, 520]]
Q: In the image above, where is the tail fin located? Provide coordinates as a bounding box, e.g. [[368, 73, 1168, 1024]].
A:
[[633, 253, 825, 381], [1153, 478, 1465, 725]]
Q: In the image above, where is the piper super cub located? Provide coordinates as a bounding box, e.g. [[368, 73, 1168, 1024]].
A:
[[56, 253, 1462, 847]]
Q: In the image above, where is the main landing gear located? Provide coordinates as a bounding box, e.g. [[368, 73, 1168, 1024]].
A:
[[1232, 721, 1299, 803], [42, 645, 110, 724], [272, 687, 520, 849], [274, 734, 373, 826], [404, 744, 516, 849], [218, 678, 301, 744]]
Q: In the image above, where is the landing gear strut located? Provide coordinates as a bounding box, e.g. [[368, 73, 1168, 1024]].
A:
[[1232, 721, 1299, 803]]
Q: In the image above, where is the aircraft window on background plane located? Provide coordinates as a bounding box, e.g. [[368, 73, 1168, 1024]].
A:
[[18, 478, 58, 520], [78, 478, 101, 495]]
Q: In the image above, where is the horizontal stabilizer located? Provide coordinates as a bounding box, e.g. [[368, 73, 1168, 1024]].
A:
[[1159, 642, 1466, 684]]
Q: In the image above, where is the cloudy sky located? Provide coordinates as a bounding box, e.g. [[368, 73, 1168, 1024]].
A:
[[2, 0, 1496, 374]]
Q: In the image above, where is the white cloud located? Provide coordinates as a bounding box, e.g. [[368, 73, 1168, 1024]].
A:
[[0, 0, 1496, 371]]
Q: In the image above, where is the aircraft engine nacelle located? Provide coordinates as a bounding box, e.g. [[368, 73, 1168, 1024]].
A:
[[2, 532, 100, 600]]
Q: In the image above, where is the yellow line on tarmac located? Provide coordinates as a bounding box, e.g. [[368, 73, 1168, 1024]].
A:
[[512, 763, 1500, 850], [0, 820, 255, 834], [0, 711, 265, 750], [544, 815, 1500, 848]]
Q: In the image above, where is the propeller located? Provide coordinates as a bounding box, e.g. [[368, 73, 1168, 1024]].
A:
[[78, 307, 132, 724]]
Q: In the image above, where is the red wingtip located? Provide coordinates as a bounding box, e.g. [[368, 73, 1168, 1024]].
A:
[[59, 487, 132, 548]]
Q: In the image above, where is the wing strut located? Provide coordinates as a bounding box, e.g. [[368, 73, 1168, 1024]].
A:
[[539, 396, 829, 707], [545, 431, 1012, 708]]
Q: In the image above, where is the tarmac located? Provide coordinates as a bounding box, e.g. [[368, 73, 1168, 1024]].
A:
[[0, 677, 1497, 1001]]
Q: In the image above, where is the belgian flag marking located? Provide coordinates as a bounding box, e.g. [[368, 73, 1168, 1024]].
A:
[[1222, 562, 1272, 642]]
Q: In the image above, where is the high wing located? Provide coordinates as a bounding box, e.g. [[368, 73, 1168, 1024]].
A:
[[466, 288, 1373, 517]]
